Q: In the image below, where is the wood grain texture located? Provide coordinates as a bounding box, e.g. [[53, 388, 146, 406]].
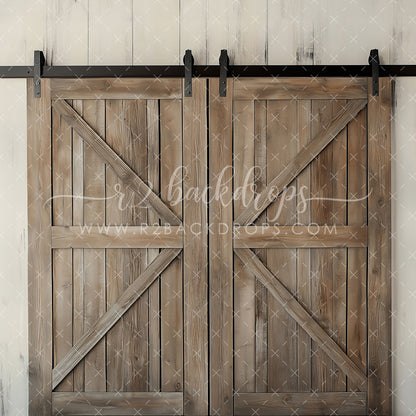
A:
[[146, 99, 161, 392], [234, 78, 368, 100], [52, 97, 73, 391], [105, 99, 149, 392], [253, 100, 268, 393], [82, 99, 106, 392], [234, 226, 367, 248], [28, 79, 52, 415], [160, 99, 183, 392], [52, 99, 180, 225], [183, 78, 208, 415], [296, 100, 312, 392], [233, 100, 256, 394], [266, 99, 298, 393], [209, 78, 233, 415], [88, 0, 133, 65], [347, 105, 368, 391], [234, 248, 367, 389], [51, 79, 182, 99], [234, 392, 367, 415], [52, 226, 183, 248], [52, 392, 183, 415], [71, 99, 85, 392], [367, 78, 392, 415], [52, 248, 181, 390], [310, 100, 334, 392], [235, 99, 367, 225]]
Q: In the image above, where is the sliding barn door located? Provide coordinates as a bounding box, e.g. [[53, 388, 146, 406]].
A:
[[28, 77, 391, 416], [209, 77, 391, 416]]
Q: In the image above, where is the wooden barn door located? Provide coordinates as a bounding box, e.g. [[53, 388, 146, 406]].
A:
[[209, 77, 391, 416], [28, 77, 391, 416]]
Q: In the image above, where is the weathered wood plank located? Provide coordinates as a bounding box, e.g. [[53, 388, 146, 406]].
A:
[[28, 78, 53, 415], [235, 99, 367, 225], [367, 78, 392, 415], [146, 99, 161, 392], [106, 99, 149, 391], [234, 77, 367, 100], [266, 99, 298, 392], [297, 99, 312, 392], [209, 78, 233, 414], [347, 105, 368, 391], [51, 79, 182, 99], [52, 99, 181, 225], [253, 100, 268, 393], [331, 99, 348, 391], [160, 99, 183, 392], [234, 225, 366, 249], [310, 100, 334, 392], [233, 100, 256, 394], [82, 99, 106, 392], [234, 248, 367, 389], [183, 78, 208, 415], [52, 248, 181, 389], [52, 97, 73, 391], [52, 392, 183, 415], [71, 99, 85, 392], [52, 226, 183, 248], [234, 392, 367, 415]]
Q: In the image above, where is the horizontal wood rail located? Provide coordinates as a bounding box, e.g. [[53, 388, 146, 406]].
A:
[[52, 392, 183, 416], [234, 225, 367, 248], [234, 392, 367, 416], [52, 225, 183, 248]]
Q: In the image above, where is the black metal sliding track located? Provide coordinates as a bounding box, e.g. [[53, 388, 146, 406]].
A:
[[2, 64, 416, 79]]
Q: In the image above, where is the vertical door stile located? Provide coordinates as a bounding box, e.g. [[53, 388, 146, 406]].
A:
[[183, 78, 209, 415], [367, 78, 392, 415], [209, 78, 233, 415]]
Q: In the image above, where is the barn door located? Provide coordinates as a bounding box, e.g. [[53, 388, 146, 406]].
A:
[[28, 76, 391, 416], [209, 77, 391, 416]]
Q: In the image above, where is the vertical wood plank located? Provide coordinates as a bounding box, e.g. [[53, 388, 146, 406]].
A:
[[88, 0, 133, 65], [347, 106, 368, 391], [46, 0, 88, 65], [160, 99, 183, 392], [83, 100, 106, 392], [183, 78, 208, 415], [105, 100, 149, 392], [254, 100, 268, 393], [266, 100, 298, 392], [233, 100, 256, 394], [133, 1, 180, 64], [368, 78, 391, 415], [310, 100, 333, 392], [52, 98, 73, 391], [230, 0, 268, 65], [105, 100, 124, 393], [147, 100, 161, 392], [72, 100, 85, 392], [180, 0, 208, 64], [28, 79, 52, 415], [330, 100, 348, 392], [209, 78, 233, 414], [297, 100, 312, 392]]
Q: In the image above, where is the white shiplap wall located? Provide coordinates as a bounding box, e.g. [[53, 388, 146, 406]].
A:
[[0, 1, 415, 415]]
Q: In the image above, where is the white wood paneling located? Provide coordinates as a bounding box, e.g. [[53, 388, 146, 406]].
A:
[[0, 1, 416, 415], [46, 0, 88, 65], [133, 0, 180, 64], [89, 0, 133, 65]]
